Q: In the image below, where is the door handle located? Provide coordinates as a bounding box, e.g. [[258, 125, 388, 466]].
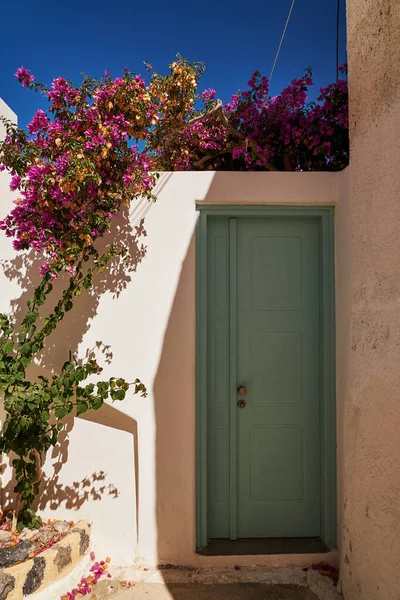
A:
[[237, 399, 247, 409], [238, 386, 247, 395]]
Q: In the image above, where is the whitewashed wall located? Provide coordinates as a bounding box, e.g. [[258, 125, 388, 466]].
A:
[[0, 102, 351, 567], [0, 99, 19, 519], [0, 99, 19, 312]]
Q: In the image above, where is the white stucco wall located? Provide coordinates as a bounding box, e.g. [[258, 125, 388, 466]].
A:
[[70, 171, 349, 566], [0, 99, 19, 312], [0, 100, 351, 566]]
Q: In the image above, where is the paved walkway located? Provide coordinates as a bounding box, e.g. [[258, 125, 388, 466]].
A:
[[86, 567, 342, 600]]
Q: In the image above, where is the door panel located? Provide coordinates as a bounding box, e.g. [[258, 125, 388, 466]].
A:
[[207, 217, 230, 537], [237, 217, 320, 538], [207, 216, 321, 540]]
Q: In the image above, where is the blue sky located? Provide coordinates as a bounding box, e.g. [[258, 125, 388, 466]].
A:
[[0, 0, 346, 130]]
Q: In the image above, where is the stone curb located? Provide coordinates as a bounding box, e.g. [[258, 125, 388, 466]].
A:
[[0, 520, 91, 600], [307, 570, 342, 600]]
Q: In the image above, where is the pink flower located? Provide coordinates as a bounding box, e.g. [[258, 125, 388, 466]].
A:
[[200, 88, 216, 102], [10, 174, 21, 191], [39, 262, 51, 276], [15, 67, 35, 87], [28, 109, 50, 135]]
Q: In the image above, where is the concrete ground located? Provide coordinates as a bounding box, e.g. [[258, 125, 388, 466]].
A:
[[85, 567, 343, 600]]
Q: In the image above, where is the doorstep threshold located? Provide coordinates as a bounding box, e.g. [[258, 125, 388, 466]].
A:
[[198, 537, 329, 556]]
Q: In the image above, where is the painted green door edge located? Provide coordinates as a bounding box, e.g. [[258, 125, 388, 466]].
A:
[[195, 205, 336, 550]]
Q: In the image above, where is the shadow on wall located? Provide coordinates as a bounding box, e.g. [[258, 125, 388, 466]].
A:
[[154, 234, 196, 564], [0, 412, 123, 515], [153, 172, 227, 567], [0, 205, 147, 371], [2, 168, 213, 568], [153, 169, 346, 577], [0, 199, 150, 531]]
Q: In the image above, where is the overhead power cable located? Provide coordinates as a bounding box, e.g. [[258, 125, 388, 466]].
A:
[[269, 0, 297, 83], [336, 0, 341, 80]]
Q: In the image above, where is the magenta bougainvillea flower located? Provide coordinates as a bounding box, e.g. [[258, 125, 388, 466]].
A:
[[60, 553, 111, 599], [0, 59, 348, 276], [15, 67, 35, 87]]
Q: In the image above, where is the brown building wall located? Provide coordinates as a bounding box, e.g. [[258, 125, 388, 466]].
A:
[[342, 2, 400, 598]]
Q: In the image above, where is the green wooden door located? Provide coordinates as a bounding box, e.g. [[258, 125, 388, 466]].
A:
[[207, 216, 321, 539]]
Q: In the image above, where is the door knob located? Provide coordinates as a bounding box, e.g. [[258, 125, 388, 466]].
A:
[[237, 399, 247, 409], [238, 386, 247, 395]]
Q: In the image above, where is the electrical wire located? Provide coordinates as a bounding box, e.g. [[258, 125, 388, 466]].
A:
[[269, 0, 297, 83], [336, 0, 340, 80]]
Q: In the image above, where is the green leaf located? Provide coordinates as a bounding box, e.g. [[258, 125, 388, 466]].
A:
[[82, 273, 92, 289], [55, 406, 69, 419], [62, 361, 75, 373], [19, 343, 32, 357], [89, 396, 103, 410], [34, 292, 46, 306], [111, 389, 126, 401], [65, 300, 73, 312], [75, 367, 85, 382], [40, 410, 50, 423], [76, 400, 88, 415], [24, 311, 39, 325], [82, 383, 95, 397], [4, 341, 13, 354]]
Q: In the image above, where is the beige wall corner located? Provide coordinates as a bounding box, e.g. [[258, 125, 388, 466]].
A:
[[335, 167, 352, 562], [342, 1, 400, 599]]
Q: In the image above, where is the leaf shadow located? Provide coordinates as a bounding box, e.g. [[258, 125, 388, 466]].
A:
[[0, 201, 150, 518]]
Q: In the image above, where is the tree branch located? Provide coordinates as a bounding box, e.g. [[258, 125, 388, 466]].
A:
[[190, 102, 279, 171], [283, 154, 293, 171], [11, 494, 20, 533], [187, 99, 224, 125], [159, 98, 279, 171], [193, 150, 229, 167], [31, 449, 42, 487]]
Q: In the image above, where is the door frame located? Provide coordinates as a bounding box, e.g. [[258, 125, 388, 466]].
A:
[[195, 205, 336, 550]]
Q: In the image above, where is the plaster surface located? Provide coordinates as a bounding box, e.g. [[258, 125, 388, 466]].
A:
[[342, 1, 400, 599]]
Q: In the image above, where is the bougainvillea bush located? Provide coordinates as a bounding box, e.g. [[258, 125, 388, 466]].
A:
[[152, 63, 348, 171], [0, 58, 348, 529]]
